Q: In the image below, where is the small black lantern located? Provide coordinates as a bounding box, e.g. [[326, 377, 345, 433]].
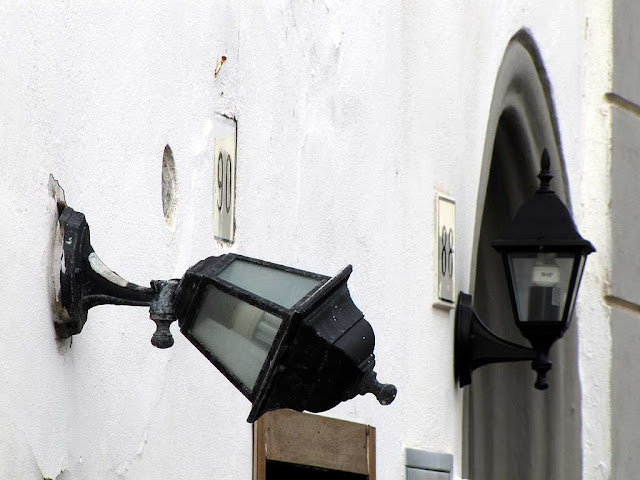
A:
[[54, 206, 396, 423], [455, 151, 595, 390]]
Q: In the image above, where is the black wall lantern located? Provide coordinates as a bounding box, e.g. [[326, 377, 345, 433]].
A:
[[455, 151, 595, 390], [54, 206, 396, 422]]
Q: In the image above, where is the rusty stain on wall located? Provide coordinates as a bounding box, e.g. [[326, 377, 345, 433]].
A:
[[215, 56, 227, 77]]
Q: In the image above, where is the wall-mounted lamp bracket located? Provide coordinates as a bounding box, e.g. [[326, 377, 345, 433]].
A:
[[55, 207, 177, 348], [454, 292, 553, 390], [53, 205, 397, 422], [454, 151, 594, 392]]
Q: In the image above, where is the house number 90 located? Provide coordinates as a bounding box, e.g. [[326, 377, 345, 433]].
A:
[[217, 150, 233, 213]]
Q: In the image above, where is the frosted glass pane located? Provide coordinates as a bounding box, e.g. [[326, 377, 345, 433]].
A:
[[190, 286, 283, 392], [217, 259, 321, 308], [508, 252, 575, 322], [565, 255, 586, 321]]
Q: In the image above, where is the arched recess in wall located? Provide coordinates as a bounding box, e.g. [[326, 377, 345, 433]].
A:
[[464, 30, 582, 480]]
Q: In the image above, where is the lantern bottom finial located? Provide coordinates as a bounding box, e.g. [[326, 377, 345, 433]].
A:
[[531, 344, 552, 390], [358, 371, 397, 405]]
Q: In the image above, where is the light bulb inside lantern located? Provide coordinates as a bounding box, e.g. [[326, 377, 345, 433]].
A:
[[531, 253, 560, 287], [528, 253, 562, 321]]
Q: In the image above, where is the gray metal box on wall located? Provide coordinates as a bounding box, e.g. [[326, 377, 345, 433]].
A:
[[406, 448, 453, 480]]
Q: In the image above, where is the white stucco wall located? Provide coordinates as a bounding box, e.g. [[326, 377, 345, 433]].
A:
[[577, 1, 614, 479], [0, 2, 611, 479]]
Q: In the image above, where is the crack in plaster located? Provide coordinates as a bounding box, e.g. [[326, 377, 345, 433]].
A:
[[113, 355, 173, 479]]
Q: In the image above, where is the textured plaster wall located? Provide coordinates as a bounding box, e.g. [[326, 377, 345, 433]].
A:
[[578, 1, 614, 479], [0, 1, 609, 479]]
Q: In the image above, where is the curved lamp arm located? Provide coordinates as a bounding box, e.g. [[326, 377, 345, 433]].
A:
[[55, 207, 177, 348], [454, 292, 551, 390]]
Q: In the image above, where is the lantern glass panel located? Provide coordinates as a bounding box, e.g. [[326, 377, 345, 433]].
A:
[[564, 254, 586, 322], [189, 285, 283, 392], [508, 252, 576, 323], [217, 259, 321, 308]]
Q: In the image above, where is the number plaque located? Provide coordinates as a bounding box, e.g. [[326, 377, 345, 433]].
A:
[[435, 193, 455, 307], [214, 115, 237, 243]]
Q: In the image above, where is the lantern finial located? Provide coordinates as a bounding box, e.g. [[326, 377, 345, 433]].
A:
[[358, 371, 398, 405], [537, 150, 553, 193]]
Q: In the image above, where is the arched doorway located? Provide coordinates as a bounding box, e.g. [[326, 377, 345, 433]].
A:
[[465, 31, 582, 480]]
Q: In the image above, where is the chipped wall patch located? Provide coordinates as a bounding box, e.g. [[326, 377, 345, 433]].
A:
[[161, 145, 178, 229], [49, 175, 68, 327]]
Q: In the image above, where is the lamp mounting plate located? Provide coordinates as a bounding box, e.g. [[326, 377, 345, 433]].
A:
[[54, 207, 92, 337]]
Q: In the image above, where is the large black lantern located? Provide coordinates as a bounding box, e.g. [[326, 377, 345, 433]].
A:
[[455, 151, 595, 390], [175, 254, 396, 422], [53, 206, 396, 423]]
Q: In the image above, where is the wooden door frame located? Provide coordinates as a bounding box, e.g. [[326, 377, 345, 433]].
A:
[[253, 409, 376, 480]]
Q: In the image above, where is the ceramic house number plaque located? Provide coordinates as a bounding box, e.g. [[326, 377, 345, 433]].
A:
[[436, 193, 455, 308], [214, 115, 237, 243]]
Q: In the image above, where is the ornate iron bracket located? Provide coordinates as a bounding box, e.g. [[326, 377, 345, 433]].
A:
[[54, 206, 177, 348], [454, 292, 552, 390]]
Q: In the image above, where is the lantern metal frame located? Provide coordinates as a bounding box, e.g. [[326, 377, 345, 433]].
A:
[[454, 151, 595, 390], [174, 254, 396, 422], [175, 253, 330, 402]]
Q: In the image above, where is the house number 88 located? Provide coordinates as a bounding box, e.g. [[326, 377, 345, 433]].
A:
[[441, 226, 454, 278]]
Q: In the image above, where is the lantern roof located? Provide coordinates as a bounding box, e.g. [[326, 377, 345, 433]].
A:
[[492, 150, 595, 253]]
